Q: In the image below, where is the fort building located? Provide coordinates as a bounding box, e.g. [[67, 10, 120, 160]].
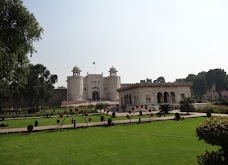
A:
[[67, 66, 121, 101]]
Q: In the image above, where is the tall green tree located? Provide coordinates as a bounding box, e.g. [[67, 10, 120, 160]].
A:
[[206, 69, 227, 99], [23, 64, 57, 112], [0, 0, 43, 112], [186, 72, 207, 99]]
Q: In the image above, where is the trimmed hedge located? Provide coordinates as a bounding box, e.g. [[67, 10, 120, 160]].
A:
[[196, 116, 228, 163], [194, 106, 228, 114]]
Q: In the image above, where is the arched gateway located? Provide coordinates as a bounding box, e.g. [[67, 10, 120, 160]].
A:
[[92, 91, 99, 100]]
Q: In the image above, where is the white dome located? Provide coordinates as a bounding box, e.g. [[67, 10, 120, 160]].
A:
[[72, 66, 81, 73], [109, 66, 117, 73]]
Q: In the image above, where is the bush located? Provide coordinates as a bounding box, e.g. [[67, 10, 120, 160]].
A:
[[57, 119, 60, 124], [27, 125, 33, 134], [196, 116, 228, 162], [159, 104, 171, 115], [197, 150, 226, 165], [112, 112, 116, 118], [34, 120, 38, 127], [197, 117, 228, 148], [157, 112, 162, 117], [100, 116, 105, 122], [107, 118, 112, 126], [206, 111, 212, 118], [174, 113, 181, 121], [194, 106, 228, 114]]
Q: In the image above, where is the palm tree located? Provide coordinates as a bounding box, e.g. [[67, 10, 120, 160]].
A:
[[159, 104, 171, 116], [179, 97, 195, 114]]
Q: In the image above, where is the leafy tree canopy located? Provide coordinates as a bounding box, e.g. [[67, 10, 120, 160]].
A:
[[0, 0, 43, 111], [178, 69, 228, 99], [23, 64, 57, 112]]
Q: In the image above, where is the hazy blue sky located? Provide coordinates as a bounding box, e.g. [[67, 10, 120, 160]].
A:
[[23, 0, 228, 87]]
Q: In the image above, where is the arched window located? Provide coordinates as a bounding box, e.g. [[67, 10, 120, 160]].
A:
[[164, 92, 169, 103]]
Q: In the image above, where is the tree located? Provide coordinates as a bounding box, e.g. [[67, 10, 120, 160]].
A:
[[196, 117, 228, 164], [206, 69, 228, 99], [95, 103, 108, 114], [153, 76, 165, 83], [0, 0, 43, 112], [179, 97, 195, 114], [185, 72, 207, 99], [23, 64, 57, 112]]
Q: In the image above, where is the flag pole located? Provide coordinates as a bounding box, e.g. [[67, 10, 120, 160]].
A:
[[93, 62, 96, 74]]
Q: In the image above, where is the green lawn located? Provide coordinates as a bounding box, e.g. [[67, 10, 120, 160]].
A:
[[0, 118, 218, 165], [0, 113, 174, 129]]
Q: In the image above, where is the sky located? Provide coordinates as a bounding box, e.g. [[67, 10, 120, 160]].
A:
[[23, 0, 228, 88]]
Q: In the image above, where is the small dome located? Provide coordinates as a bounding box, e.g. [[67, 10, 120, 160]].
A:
[[72, 66, 81, 73], [73, 66, 79, 70], [109, 66, 117, 73]]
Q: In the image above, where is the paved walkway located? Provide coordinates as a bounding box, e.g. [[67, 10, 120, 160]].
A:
[[0, 112, 214, 134]]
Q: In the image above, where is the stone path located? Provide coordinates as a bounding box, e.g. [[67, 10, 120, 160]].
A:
[[0, 112, 212, 134]]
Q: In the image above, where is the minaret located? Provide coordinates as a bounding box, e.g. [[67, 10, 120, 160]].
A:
[[67, 66, 83, 101], [107, 66, 121, 101]]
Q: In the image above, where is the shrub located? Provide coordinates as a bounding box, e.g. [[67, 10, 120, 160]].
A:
[[197, 150, 225, 165], [107, 118, 112, 126], [27, 125, 33, 134], [112, 112, 116, 118], [159, 104, 171, 115], [34, 120, 38, 127], [174, 113, 181, 121], [206, 111, 212, 118], [100, 116, 105, 122], [157, 112, 161, 117], [57, 119, 60, 124], [179, 97, 195, 113], [196, 116, 228, 162]]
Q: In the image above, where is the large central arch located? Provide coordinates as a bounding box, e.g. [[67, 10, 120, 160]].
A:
[[92, 91, 100, 100]]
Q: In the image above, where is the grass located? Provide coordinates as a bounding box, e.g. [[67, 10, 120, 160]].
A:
[[0, 117, 218, 165], [0, 113, 174, 129]]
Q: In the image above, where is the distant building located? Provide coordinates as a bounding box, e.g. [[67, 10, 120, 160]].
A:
[[203, 85, 228, 99], [58, 86, 66, 89], [67, 66, 120, 101], [117, 82, 192, 107]]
